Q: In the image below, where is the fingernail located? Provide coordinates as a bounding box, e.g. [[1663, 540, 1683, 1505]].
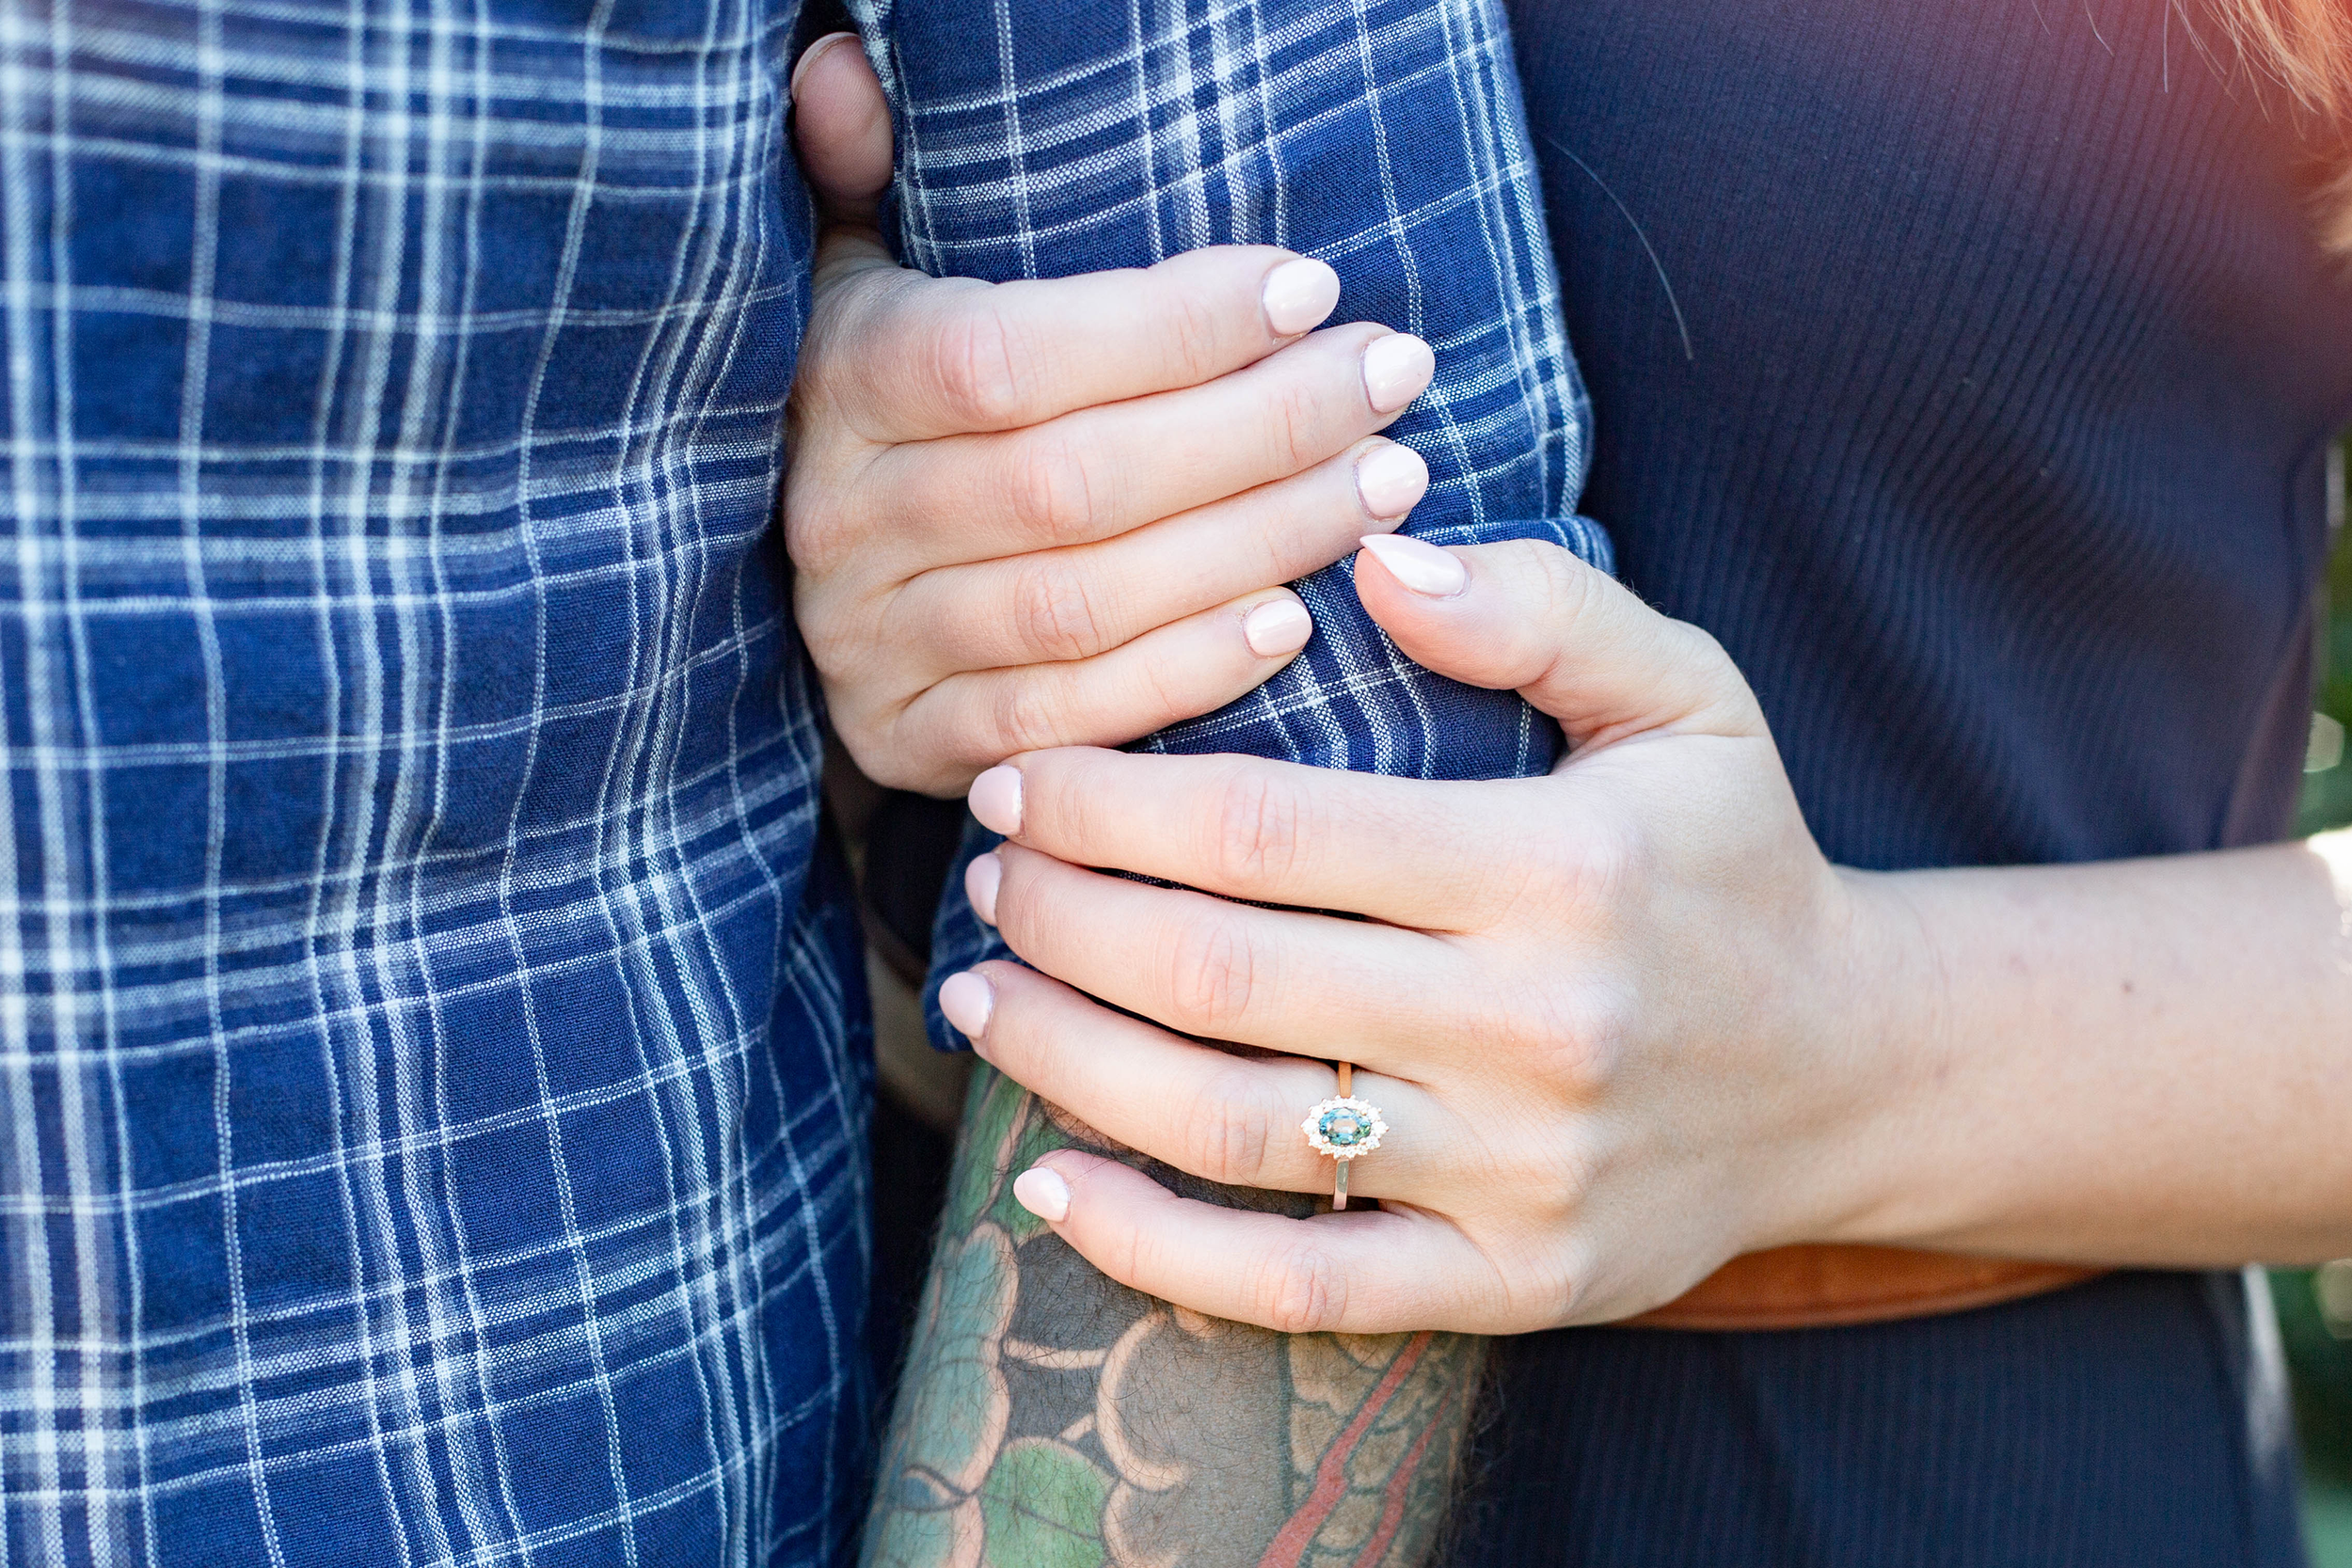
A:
[[968, 765, 1023, 836], [1013, 1166, 1071, 1223], [1355, 442, 1429, 519], [789, 30, 856, 101], [1358, 532, 1466, 597], [1242, 597, 1312, 657], [963, 851, 1001, 926], [1362, 333, 1435, 414], [938, 971, 994, 1040], [1262, 257, 1341, 337]]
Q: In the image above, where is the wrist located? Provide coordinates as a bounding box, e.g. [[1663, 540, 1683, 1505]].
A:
[[1765, 864, 1962, 1252]]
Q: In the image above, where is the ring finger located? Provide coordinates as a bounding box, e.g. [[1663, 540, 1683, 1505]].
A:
[[940, 958, 1464, 1203]]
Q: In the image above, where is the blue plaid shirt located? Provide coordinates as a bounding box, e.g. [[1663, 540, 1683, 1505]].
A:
[[869, 0, 1613, 1035], [0, 0, 1597, 1565]]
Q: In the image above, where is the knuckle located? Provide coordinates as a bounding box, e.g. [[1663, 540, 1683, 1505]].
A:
[[1539, 1249, 1595, 1325], [1529, 539, 1601, 628], [1163, 906, 1263, 1037], [1126, 652, 1195, 736], [1258, 1244, 1344, 1335], [1164, 285, 1229, 383], [1263, 373, 1328, 474], [931, 301, 1029, 429], [832, 718, 926, 796], [986, 676, 1070, 758], [1180, 1066, 1276, 1186], [1007, 555, 1110, 663], [788, 309, 855, 410], [808, 271, 932, 426], [1542, 816, 1648, 911], [1205, 765, 1311, 891], [1518, 984, 1630, 1097], [780, 473, 858, 578], [1035, 755, 1111, 853], [1003, 434, 1099, 546], [787, 588, 852, 671]]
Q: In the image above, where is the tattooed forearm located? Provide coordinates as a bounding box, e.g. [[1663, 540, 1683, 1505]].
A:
[[863, 1065, 1486, 1568]]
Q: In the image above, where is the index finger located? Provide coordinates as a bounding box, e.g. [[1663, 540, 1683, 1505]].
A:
[[808, 246, 1342, 443]]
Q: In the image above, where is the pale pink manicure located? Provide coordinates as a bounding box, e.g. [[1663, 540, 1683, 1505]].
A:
[[1243, 598, 1312, 657], [1355, 442, 1429, 519], [1262, 257, 1341, 337], [963, 852, 1001, 925], [1358, 532, 1467, 597], [1013, 1166, 1071, 1223], [938, 971, 994, 1040], [1361, 333, 1435, 414], [968, 765, 1023, 836]]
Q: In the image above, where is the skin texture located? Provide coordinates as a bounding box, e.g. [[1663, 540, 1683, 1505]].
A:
[[790, 43, 1490, 1565], [939, 534, 2352, 1338], [800, 28, 2352, 1556], [785, 37, 1430, 799], [862, 1065, 1485, 1568]]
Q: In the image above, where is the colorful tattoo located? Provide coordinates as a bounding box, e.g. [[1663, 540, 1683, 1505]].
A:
[[863, 1065, 1486, 1568]]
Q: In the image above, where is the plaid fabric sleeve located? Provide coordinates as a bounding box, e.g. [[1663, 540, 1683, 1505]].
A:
[[843, 0, 1615, 1046], [0, 0, 882, 1562]]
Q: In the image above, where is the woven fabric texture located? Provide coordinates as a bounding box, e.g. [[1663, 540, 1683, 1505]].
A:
[[0, 0, 1600, 1561], [0, 0, 874, 1562], [887, 0, 1613, 1045]]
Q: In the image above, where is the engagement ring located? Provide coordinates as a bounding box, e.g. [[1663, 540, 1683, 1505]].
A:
[[1302, 1063, 1386, 1210]]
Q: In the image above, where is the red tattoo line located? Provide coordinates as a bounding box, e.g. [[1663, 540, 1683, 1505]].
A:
[[1357, 1390, 1453, 1566], [1253, 1331, 1435, 1568]]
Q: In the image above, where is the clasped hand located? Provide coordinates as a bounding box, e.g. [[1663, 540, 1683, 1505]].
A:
[[786, 35, 1438, 796], [789, 39, 1921, 1335], [935, 539, 1921, 1333]]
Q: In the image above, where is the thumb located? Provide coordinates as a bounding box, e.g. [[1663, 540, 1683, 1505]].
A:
[[1353, 534, 1767, 751], [791, 33, 893, 237]]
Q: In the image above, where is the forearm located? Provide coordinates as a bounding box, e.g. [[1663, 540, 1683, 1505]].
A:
[[1831, 829, 2352, 1265], [864, 1066, 1485, 1568]]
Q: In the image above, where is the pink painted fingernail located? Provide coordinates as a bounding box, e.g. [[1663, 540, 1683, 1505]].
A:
[[968, 765, 1023, 836], [938, 971, 994, 1040], [963, 852, 1002, 925], [1013, 1166, 1071, 1223], [1242, 598, 1312, 657], [1361, 333, 1435, 414], [1355, 442, 1429, 519], [1358, 532, 1467, 597], [1262, 257, 1341, 337]]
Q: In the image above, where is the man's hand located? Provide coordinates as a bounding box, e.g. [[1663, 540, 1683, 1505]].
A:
[[786, 36, 1436, 796]]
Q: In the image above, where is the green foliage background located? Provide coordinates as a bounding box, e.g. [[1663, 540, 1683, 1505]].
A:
[[2282, 440, 2352, 1562]]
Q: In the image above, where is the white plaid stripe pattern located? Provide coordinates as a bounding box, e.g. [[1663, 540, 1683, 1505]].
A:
[[1, 0, 1601, 1561], [0, 0, 874, 1562], [884, 0, 1613, 1037]]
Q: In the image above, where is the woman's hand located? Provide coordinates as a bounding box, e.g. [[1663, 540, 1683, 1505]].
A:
[[933, 535, 1931, 1333], [785, 37, 1438, 796]]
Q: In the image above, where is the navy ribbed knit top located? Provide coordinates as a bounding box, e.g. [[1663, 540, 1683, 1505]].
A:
[[1454, 4, 2352, 1563], [1515, 0, 2352, 871]]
